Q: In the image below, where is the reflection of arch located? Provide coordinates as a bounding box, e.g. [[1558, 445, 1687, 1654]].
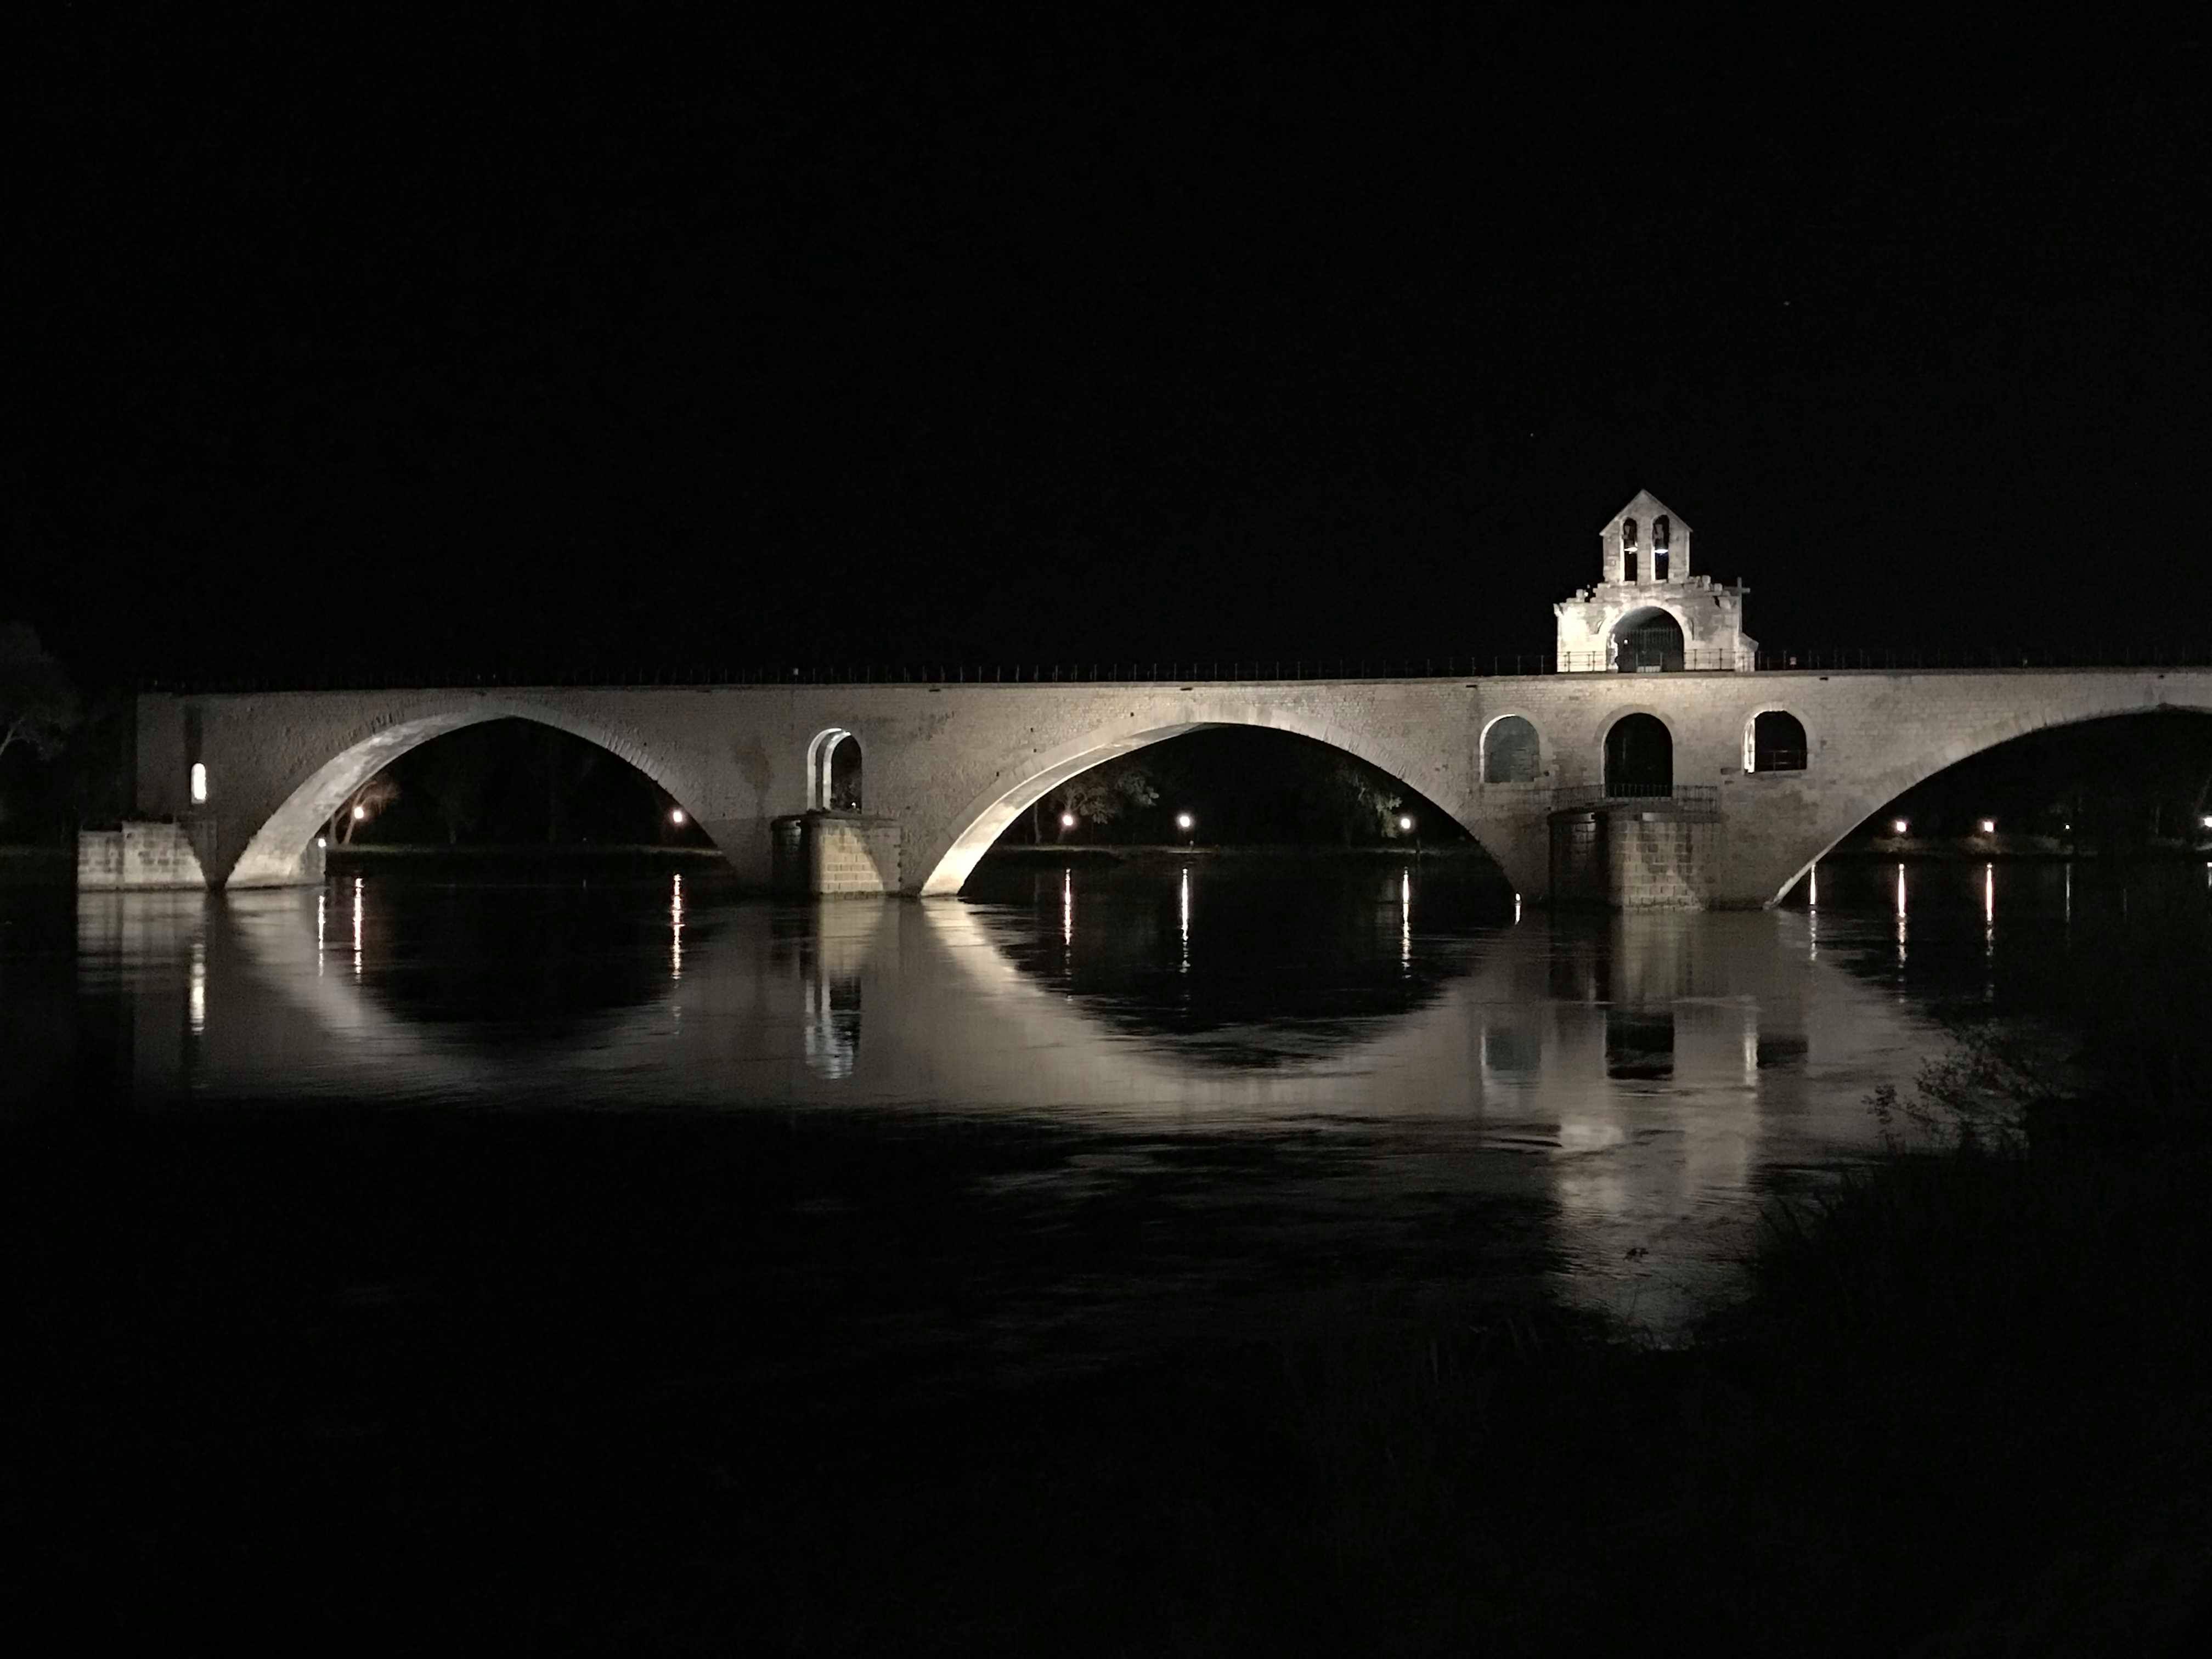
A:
[[807, 726, 861, 810], [916, 718, 1476, 895], [1603, 713, 1673, 797], [227, 701, 713, 888], [1612, 606, 1685, 672], [1745, 709, 1809, 772], [1482, 714, 1541, 783]]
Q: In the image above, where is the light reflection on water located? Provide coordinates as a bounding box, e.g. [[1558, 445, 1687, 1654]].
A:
[[8, 856, 2206, 1347]]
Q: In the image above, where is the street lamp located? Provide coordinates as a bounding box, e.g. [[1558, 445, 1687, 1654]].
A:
[[1397, 814, 1414, 833], [669, 808, 686, 826], [353, 804, 368, 821], [1176, 811, 1194, 845], [1891, 818, 1909, 837], [1978, 819, 1995, 834], [1060, 811, 1077, 829]]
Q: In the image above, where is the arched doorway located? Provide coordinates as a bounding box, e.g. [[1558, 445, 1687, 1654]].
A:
[[827, 735, 862, 811], [808, 727, 863, 811], [1613, 608, 1684, 673], [1604, 714, 1673, 798]]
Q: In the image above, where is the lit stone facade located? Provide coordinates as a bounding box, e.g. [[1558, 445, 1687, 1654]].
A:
[[1554, 490, 1756, 673], [110, 665, 2212, 908]]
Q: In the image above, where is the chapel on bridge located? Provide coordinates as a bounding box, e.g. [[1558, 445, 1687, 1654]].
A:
[[1553, 490, 1756, 672]]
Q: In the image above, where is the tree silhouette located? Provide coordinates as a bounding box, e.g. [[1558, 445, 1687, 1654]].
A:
[[335, 776, 400, 843], [1038, 759, 1159, 840], [0, 623, 78, 762], [413, 727, 497, 844]]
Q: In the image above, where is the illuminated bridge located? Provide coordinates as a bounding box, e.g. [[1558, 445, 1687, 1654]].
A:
[[94, 660, 2212, 909]]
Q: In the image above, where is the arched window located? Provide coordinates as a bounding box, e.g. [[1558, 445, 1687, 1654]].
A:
[[1622, 517, 1639, 549], [1747, 710, 1808, 772], [1604, 714, 1673, 797], [808, 727, 862, 811], [1652, 514, 1671, 580], [1482, 715, 1540, 783]]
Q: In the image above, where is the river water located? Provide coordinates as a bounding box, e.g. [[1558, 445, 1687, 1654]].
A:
[[6, 853, 2209, 1368]]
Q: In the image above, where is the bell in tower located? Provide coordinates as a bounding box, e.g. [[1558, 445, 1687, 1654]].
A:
[[1553, 490, 1755, 672]]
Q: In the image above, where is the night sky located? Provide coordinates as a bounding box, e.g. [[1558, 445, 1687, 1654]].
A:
[[12, 11, 2205, 689]]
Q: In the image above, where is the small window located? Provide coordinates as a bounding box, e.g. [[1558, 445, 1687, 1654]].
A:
[[190, 762, 209, 805], [1748, 711, 1808, 772], [1482, 715, 1540, 783], [1652, 515, 1670, 549], [1622, 517, 1639, 549]]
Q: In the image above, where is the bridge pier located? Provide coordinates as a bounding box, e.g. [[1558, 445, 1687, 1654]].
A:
[[1549, 798, 1725, 910], [771, 811, 901, 896], [76, 822, 213, 890]]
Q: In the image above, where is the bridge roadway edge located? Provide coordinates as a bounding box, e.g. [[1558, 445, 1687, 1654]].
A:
[[131, 668, 2212, 907]]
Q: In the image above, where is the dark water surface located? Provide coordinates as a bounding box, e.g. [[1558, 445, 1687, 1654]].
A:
[[12, 851, 2203, 1364]]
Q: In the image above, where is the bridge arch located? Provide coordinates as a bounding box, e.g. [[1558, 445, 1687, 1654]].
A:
[[914, 714, 1477, 896], [1764, 691, 2212, 906], [225, 695, 715, 887]]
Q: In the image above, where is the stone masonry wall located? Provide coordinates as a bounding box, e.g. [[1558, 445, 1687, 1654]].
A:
[[810, 817, 901, 895], [1608, 815, 1714, 910], [77, 822, 208, 889]]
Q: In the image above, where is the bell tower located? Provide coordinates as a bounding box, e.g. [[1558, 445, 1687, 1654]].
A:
[[1554, 490, 1755, 672]]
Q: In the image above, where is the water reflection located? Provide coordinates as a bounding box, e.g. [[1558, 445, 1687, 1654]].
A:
[[1177, 863, 1190, 973], [21, 857, 2209, 1343], [670, 871, 685, 981]]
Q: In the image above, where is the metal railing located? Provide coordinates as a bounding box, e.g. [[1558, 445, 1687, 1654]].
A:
[[132, 644, 2212, 695], [137, 656, 1568, 693], [1557, 647, 1752, 674], [1748, 646, 2212, 672], [1551, 784, 1721, 812]]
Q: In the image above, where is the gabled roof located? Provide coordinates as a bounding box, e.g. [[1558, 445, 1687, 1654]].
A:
[[1601, 489, 1690, 533]]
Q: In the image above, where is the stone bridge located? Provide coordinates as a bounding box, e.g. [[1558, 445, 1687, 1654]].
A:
[[110, 666, 2212, 906]]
